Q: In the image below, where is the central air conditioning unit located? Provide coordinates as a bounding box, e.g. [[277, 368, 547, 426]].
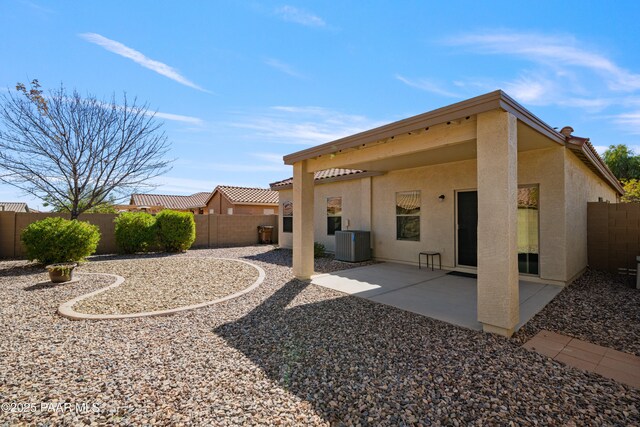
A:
[[335, 230, 371, 262]]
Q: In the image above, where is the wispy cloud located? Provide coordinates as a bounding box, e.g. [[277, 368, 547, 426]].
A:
[[445, 31, 640, 92], [250, 152, 286, 164], [148, 176, 215, 194], [612, 111, 640, 135], [396, 29, 640, 132], [208, 151, 288, 173], [79, 33, 209, 93], [275, 5, 326, 27], [264, 58, 305, 78], [153, 111, 203, 125], [395, 74, 461, 98], [502, 73, 557, 105], [230, 106, 382, 145], [20, 0, 55, 16]]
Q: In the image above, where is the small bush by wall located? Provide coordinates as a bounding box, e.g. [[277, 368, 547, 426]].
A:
[[156, 210, 196, 252], [21, 217, 100, 264], [314, 242, 326, 258], [114, 212, 158, 254]]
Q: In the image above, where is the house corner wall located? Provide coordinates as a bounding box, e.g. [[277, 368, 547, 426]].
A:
[[518, 147, 567, 283], [564, 149, 618, 281]]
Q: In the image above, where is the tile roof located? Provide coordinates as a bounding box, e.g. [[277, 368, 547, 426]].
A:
[[130, 192, 211, 210], [215, 186, 279, 205], [270, 168, 365, 189], [0, 202, 29, 212]]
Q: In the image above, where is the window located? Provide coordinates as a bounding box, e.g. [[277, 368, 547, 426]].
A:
[[227, 208, 233, 215], [263, 209, 275, 215], [209, 208, 214, 214], [327, 197, 342, 235], [396, 190, 420, 241], [282, 201, 293, 233], [518, 185, 539, 275]]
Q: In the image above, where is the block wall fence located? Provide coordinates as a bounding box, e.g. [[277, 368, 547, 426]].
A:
[[0, 212, 277, 258], [587, 202, 640, 273]]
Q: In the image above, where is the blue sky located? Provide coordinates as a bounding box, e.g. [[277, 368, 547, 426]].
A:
[[1, 0, 639, 210]]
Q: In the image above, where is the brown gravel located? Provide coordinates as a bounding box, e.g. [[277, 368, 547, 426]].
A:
[[0, 246, 638, 426], [514, 268, 640, 356], [73, 257, 259, 315]]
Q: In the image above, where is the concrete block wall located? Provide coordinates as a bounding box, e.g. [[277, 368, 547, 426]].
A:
[[0, 212, 278, 259], [587, 202, 640, 272], [218, 214, 278, 246]]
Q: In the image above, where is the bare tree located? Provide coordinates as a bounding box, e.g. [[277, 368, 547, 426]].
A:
[[0, 80, 172, 218]]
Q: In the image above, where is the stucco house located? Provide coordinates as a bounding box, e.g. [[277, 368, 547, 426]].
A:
[[0, 202, 33, 213], [205, 186, 279, 215], [271, 90, 622, 337], [126, 186, 279, 215], [128, 192, 212, 214]]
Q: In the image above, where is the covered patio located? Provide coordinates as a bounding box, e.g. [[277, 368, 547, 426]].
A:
[[282, 91, 621, 337], [312, 263, 563, 331]]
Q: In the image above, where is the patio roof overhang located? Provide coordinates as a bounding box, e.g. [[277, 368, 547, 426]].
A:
[[283, 90, 623, 195]]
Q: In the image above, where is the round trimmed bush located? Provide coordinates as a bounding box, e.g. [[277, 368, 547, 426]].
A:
[[21, 217, 100, 265], [114, 212, 158, 254], [156, 210, 196, 252]]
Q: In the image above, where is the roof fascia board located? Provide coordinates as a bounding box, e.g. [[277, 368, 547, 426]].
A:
[[566, 143, 624, 194]]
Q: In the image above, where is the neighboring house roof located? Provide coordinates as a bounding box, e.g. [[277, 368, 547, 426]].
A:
[[281, 90, 623, 195], [0, 202, 29, 212], [270, 168, 383, 190], [209, 186, 279, 206], [130, 192, 211, 210]]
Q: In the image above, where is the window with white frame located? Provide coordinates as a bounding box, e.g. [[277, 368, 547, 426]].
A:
[[396, 190, 420, 241], [327, 197, 342, 235], [282, 201, 293, 233]]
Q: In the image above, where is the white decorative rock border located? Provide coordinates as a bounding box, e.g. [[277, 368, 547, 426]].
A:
[[58, 258, 265, 320]]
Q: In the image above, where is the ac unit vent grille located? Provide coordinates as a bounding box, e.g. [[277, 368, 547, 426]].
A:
[[335, 231, 371, 262]]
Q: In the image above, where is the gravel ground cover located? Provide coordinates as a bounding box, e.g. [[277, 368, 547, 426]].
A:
[[514, 269, 640, 356], [0, 246, 638, 426], [73, 257, 259, 315]]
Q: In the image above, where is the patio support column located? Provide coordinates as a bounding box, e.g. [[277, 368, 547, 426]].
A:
[[476, 110, 519, 337], [292, 160, 315, 280]]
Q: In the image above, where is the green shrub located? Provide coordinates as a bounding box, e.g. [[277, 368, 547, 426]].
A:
[[114, 212, 158, 254], [21, 217, 100, 265], [156, 210, 196, 252], [314, 242, 326, 258]]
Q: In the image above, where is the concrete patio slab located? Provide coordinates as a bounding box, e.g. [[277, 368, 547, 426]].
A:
[[311, 264, 447, 298], [311, 262, 562, 331]]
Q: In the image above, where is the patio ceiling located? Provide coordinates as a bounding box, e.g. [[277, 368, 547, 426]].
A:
[[303, 117, 558, 173]]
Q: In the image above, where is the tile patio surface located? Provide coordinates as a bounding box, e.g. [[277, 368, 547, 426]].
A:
[[311, 262, 563, 331], [523, 330, 640, 388]]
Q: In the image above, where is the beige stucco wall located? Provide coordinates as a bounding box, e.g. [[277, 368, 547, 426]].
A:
[[564, 150, 618, 281], [277, 178, 371, 252], [517, 147, 566, 282], [370, 159, 476, 267], [277, 145, 619, 284], [278, 189, 294, 249], [313, 179, 366, 252]]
